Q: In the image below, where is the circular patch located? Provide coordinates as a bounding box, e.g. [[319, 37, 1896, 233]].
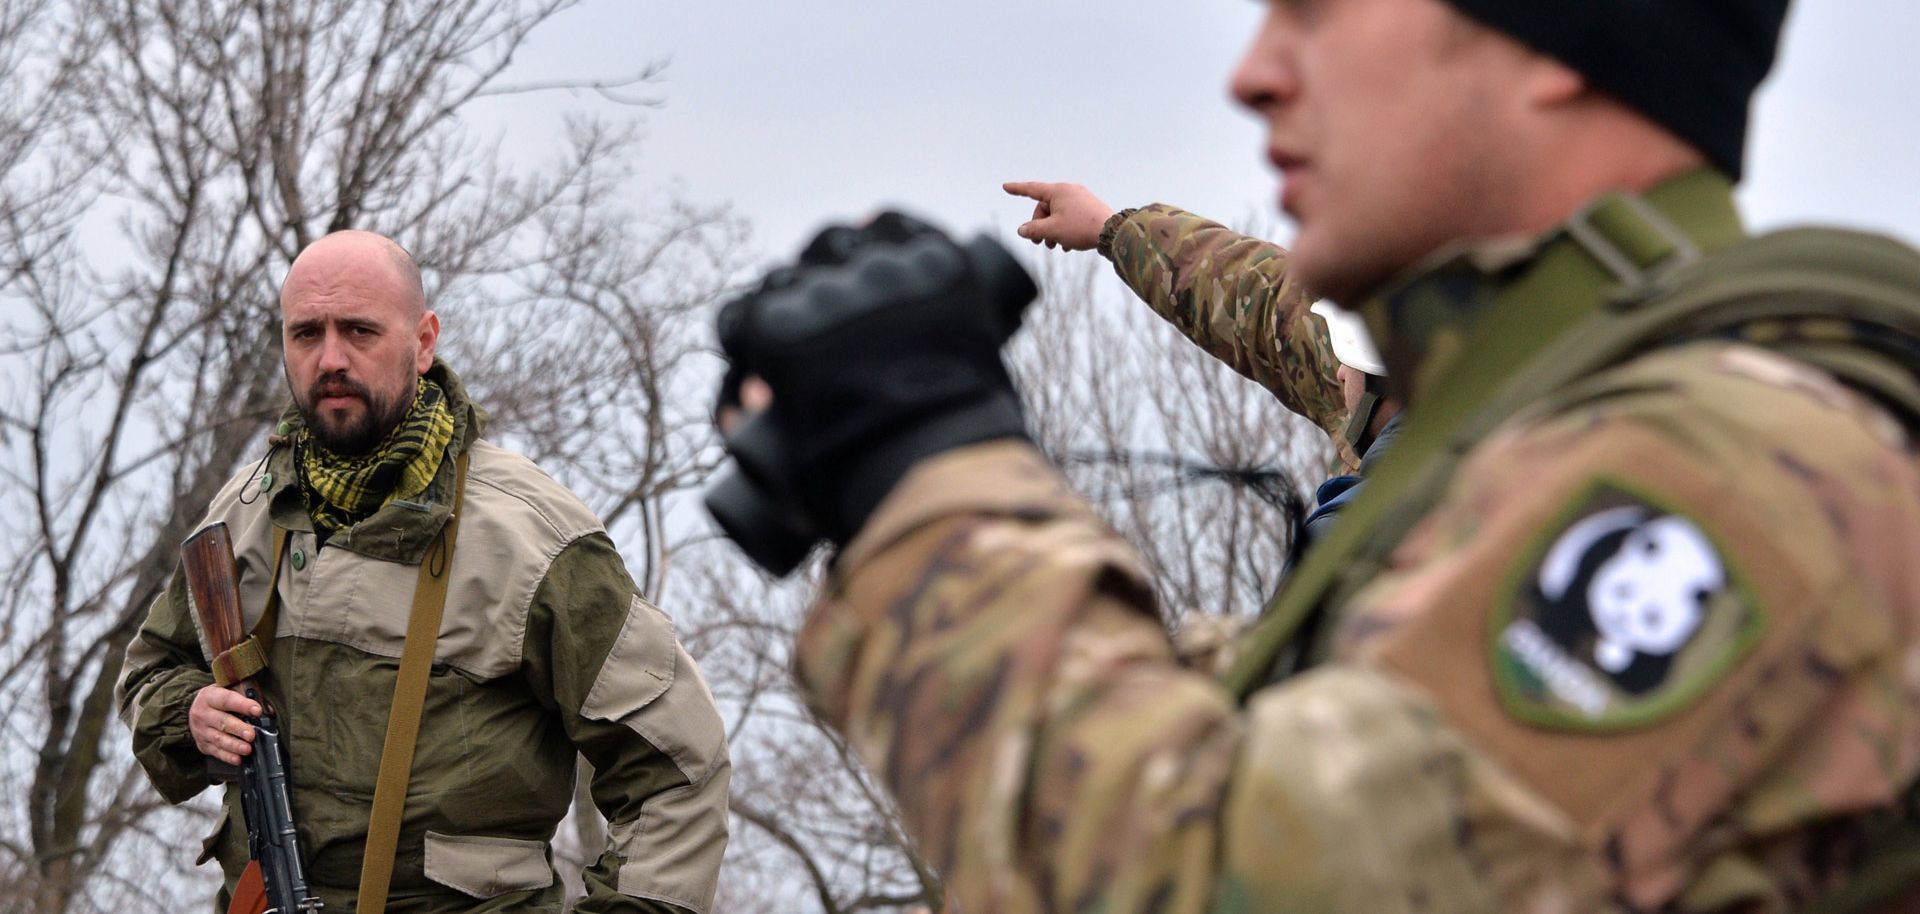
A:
[[1492, 482, 1764, 730]]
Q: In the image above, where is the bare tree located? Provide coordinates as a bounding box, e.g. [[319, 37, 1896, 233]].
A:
[[3, 1, 105, 260], [0, 2, 739, 910]]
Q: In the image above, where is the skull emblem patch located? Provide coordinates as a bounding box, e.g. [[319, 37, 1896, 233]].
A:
[[1493, 483, 1762, 730]]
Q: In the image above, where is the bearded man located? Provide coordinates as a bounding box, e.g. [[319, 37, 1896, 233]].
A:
[[118, 230, 729, 914]]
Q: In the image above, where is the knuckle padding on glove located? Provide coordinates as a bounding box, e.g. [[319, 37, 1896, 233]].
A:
[[707, 211, 1037, 564], [758, 239, 968, 345]]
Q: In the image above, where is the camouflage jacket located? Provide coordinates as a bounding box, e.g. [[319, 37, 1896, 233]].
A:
[[117, 362, 730, 914], [794, 174, 1920, 913], [1102, 204, 1356, 468]]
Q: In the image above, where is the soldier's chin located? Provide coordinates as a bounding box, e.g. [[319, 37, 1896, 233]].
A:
[[304, 408, 383, 455], [1289, 241, 1358, 306], [1293, 239, 1398, 308]]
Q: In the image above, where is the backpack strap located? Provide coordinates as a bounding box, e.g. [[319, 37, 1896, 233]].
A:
[[1224, 202, 1920, 699], [1222, 182, 1731, 696], [1215, 199, 1920, 913]]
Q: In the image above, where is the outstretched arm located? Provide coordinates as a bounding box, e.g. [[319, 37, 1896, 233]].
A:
[[1005, 183, 1351, 459]]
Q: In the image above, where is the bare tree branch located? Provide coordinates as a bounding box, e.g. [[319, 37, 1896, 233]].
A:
[[476, 60, 670, 107]]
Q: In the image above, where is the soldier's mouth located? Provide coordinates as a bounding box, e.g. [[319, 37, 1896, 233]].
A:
[[1267, 148, 1310, 215], [311, 380, 370, 409], [1267, 149, 1307, 173]]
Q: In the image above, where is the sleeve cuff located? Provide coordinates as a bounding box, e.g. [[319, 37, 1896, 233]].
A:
[[130, 669, 217, 803], [143, 669, 214, 748], [1096, 207, 1141, 260]]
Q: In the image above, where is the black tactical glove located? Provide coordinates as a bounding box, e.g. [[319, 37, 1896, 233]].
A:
[[706, 211, 1039, 575]]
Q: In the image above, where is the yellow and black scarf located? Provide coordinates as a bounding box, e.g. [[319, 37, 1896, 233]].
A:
[[295, 378, 455, 534]]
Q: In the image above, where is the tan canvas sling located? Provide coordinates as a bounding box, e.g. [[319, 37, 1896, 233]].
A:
[[356, 449, 469, 914]]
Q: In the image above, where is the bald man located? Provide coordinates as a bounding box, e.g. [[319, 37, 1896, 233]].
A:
[[117, 231, 730, 914]]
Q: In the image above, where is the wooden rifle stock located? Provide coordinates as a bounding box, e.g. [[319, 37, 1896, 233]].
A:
[[180, 523, 268, 712]]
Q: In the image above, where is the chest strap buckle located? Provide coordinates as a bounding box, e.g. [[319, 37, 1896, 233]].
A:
[[1566, 193, 1703, 294]]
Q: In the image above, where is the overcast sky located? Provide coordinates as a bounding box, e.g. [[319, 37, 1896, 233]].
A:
[[467, 2, 1920, 264]]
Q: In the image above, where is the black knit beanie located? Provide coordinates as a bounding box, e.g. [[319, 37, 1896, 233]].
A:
[[1442, 0, 1791, 179]]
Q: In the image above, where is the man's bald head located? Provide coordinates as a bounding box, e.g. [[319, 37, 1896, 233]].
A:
[[280, 230, 440, 453], [280, 229, 426, 317]]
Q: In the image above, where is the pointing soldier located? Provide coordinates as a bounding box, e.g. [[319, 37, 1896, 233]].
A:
[[711, 2, 1920, 913], [1000, 180, 1403, 542]]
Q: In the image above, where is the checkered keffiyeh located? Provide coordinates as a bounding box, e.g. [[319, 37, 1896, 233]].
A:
[[295, 378, 454, 534]]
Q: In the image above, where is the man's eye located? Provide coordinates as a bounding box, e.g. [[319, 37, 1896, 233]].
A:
[[1277, 0, 1324, 22]]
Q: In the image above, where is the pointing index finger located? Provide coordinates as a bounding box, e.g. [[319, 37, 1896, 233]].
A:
[[1002, 181, 1053, 202]]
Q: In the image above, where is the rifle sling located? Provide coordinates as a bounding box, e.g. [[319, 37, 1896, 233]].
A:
[[210, 529, 289, 689], [357, 449, 469, 914]]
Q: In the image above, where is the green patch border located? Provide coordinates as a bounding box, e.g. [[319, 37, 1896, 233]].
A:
[[1488, 476, 1767, 732]]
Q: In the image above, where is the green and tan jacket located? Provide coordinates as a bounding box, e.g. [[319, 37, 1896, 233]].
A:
[[116, 362, 729, 914], [795, 171, 1920, 913]]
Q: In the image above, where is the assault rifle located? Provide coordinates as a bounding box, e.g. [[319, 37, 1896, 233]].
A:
[[182, 523, 324, 914]]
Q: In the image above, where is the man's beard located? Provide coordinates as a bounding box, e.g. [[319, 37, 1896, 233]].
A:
[[294, 371, 412, 455]]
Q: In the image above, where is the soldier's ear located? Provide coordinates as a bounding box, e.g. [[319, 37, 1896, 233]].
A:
[[1523, 56, 1586, 109], [415, 310, 440, 374]]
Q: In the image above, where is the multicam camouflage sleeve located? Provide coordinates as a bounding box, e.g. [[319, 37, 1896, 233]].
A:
[[1102, 205, 1354, 465], [794, 343, 1920, 913]]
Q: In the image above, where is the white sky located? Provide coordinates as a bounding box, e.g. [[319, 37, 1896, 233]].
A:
[[467, 1, 1920, 263]]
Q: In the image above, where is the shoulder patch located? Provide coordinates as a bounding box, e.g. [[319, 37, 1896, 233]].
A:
[[1491, 481, 1764, 731]]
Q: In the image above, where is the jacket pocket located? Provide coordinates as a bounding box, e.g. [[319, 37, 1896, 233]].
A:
[[422, 831, 554, 899]]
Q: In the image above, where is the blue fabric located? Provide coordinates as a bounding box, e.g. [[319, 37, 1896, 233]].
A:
[[1302, 413, 1403, 545], [1307, 475, 1364, 521], [1303, 475, 1363, 543]]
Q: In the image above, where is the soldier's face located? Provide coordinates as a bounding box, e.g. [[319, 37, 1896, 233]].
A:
[[1231, 0, 1542, 303], [280, 249, 438, 454]]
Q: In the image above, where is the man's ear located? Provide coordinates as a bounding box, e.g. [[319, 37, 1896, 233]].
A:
[[1526, 56, 1586, 109], [416, 310, 440, 374]]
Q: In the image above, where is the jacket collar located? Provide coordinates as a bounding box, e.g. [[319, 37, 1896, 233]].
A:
[[262, 358, 488, 563], [1356, 168, 1747, 408]]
